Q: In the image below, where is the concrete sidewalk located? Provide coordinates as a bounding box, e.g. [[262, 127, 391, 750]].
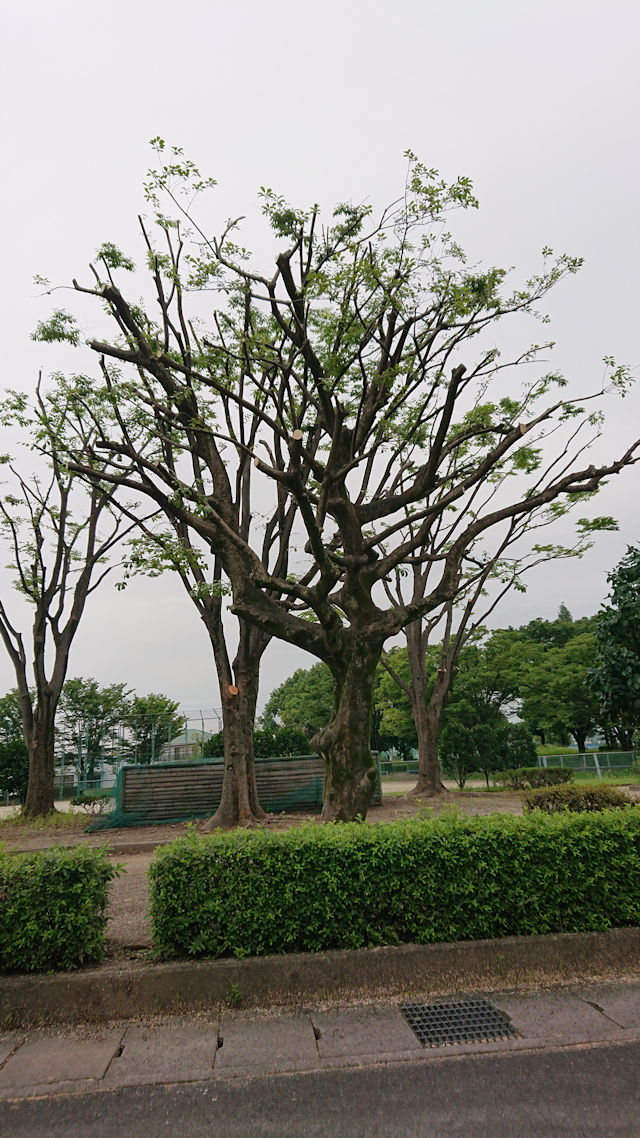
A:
[[1, 978, 640, 1101]]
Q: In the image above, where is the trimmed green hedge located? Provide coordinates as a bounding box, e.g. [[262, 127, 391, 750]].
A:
[[149, 811, 640, 960], [0, 845, 118, 971], [523, 784, 632, 813]]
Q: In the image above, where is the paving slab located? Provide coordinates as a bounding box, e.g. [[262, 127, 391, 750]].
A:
[[0, 1028, 124, 1090], [572, 980, 640, 1029], [104, 1020, 219, 1085], [215, 1013, 319, 1074], [311, 1004, 422, 1059], [494, 990, 626, 1044]]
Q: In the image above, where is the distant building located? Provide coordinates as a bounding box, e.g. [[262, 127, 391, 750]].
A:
[[159, 729, 212, 762]]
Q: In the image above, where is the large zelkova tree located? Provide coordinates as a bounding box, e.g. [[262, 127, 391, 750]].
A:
[[43, 143, 639, 821], [0, 382, 149, 815], [590, 547, 640, 749]]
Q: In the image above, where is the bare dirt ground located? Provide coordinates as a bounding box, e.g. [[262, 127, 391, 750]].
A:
[[0, 784, 525, 854]]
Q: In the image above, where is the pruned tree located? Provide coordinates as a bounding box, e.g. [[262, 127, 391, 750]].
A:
[[381, 511, 615, 794], [0, 381, 150, 815], [42, 143, 639, 821], [117, 503, 293, 826]]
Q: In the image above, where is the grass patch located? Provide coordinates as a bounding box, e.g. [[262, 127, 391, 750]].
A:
[[572, 772, 637, 786], [0, 809, 88, 835]]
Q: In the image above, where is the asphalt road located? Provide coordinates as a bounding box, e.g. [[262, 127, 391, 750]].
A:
[[2, 1040, 638, 1138]]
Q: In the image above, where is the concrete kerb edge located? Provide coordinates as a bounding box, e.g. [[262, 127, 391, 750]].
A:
[[2, 927, 640, 1028]]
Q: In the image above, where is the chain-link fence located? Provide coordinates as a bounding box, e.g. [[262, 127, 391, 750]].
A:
[[53, 710, 223, 797], [538, 751, 637, 777]]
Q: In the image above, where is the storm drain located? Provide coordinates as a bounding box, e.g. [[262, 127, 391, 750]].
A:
[[401, 998, 518, 1047]]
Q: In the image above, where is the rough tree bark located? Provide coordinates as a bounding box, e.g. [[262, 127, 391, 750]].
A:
[[314, 631, 383, 822], [404, 622, 447, 795], [204, 614, 267, 828]]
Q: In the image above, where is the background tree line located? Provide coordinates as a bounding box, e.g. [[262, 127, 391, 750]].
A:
[[260, 582, 640, 786], [0, 681, 183, 803]]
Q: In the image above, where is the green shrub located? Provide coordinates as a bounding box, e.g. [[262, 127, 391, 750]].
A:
[[526, 767, 574, 788], [494, 768, 528, 790], [522, 784, 632, 813], [495, 767, 574, 790], [0, 845, 119, 971], [70, 789, 114, 815], [149, 811, 640, 961]]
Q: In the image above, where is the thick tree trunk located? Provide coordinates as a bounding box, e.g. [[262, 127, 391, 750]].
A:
[[571, 728, 588, 754], [23, 707, 56, 817], [412, 700, 447, 794], [314, 635, 382, 822], [203, 617, 267, 829]]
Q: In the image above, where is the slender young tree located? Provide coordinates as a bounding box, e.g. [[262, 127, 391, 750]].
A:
[[0, 380, 150, 815], [42, 144, 639, 820]]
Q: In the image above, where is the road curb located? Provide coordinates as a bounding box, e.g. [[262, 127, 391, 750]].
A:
[[2, 927, 639, 1027]]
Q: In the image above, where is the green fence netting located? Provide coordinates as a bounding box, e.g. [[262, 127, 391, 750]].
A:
[[87, 753, 383, 830]]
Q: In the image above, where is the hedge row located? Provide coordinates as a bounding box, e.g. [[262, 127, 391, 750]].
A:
[[0, 845, 118, 971], [149, 811, 640, 960], [523, 784, 632, 813], [495, 767, 574, 789]]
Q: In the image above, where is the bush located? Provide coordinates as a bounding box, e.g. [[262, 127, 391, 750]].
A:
[[70, 789, 114, 815], [522, 784, 632, 813], [149, 811, 640, 960], [527, 767, 575, 788], [495, 767, 574, 790], [0, 845, 119, 971]]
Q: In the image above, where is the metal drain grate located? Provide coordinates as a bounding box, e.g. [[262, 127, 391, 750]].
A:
[[401, 997, 518, 1047]]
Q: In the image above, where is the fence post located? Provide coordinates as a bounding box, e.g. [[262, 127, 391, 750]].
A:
[[593, 754, 602, 780]]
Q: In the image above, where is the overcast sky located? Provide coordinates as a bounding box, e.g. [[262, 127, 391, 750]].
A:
[[1, 0, 638, 718]]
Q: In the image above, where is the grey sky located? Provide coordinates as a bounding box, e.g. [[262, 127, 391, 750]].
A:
[[1, 0, 638, 715]]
